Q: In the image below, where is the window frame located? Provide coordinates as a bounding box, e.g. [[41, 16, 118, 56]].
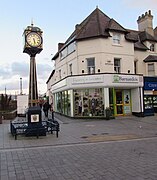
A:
[[114, 58, 121, 73], [112, 33, 121, 45], [86, 58, 95, 74], [148, 63, 155, 76]]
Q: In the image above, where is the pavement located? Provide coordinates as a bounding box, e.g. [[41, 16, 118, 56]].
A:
[[0, 113, 157, 179], [1, 113, 157, 149]]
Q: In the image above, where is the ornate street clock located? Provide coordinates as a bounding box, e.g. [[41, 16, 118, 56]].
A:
[[23, 23, 43, 56], [23, 23, 43, 106]]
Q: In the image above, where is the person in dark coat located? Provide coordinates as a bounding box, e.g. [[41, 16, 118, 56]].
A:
[[43, 101, 50, 118]]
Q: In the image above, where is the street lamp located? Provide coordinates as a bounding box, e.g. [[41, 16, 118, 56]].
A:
[[20, 77, 23, 95]]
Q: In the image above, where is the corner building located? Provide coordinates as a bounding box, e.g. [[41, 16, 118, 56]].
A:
[[47, 7, 157, 118]]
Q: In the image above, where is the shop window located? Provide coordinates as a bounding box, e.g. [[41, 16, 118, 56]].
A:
[[150, 44, 155, 52], [148, 63, 155, 76], [113, 33, 121, 45], [67, 90, 71, 116], [87, 58, 95, 74], [114, 58, 121, 73], [55, 91, 71, 116], [56, 92, 62, 113], [73, 88, 104, 117]]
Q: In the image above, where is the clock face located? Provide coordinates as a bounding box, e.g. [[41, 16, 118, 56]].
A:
[[26, 32, 42, 47]]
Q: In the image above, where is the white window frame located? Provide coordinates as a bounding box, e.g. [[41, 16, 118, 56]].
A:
[[87, 58, 95, 74], [114, 58, 121, 73], [60, 48, 67, 60], [148, 63, 155, 76], [113, 33, 121, 45]]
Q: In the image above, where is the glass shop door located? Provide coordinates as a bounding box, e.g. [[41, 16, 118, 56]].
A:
[[115, 90, 123, 116]]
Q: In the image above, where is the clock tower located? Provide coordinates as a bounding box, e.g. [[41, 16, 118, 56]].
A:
[[23, 23, 43, 106]]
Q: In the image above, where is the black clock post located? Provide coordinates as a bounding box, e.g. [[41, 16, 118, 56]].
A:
[[23, 23, 45, 136], [23, 23, 43, 107]]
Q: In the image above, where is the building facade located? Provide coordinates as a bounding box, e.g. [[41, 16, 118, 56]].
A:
[[47, 8, 157, 118]]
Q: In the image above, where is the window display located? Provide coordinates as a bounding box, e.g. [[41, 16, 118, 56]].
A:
[[55, 90, 71, 116], [74, 88, 104, 117], [144, 96, 153, 109]]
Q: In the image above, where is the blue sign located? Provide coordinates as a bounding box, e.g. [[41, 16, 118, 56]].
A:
[[144, 82, 157, 90]]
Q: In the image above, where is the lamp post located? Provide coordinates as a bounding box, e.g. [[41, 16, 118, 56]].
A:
[[20, 77, 23, 95]]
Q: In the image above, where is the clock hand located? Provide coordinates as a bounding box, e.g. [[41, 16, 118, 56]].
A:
[[33, 38, 36, 45]]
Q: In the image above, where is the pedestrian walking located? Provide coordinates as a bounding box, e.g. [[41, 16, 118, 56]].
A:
[[43, 101, 50, 118]]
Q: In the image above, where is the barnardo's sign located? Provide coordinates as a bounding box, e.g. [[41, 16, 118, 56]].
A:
[[113, 75, 139, 83]]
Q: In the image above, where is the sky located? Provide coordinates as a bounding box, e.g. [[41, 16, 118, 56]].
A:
[[0, 0, 157, 96]]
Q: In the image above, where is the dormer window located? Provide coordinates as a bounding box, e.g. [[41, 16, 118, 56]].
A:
[[113, 33, 121, 45], [150, 43, 155, 52]]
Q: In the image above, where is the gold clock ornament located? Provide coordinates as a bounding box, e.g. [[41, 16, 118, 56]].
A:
[[26, 32, 42, 47]]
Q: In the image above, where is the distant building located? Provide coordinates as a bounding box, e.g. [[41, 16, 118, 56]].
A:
[[47, 8, 157, 118]]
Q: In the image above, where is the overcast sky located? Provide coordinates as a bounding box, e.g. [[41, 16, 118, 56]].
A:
[[0, 0, 157, 95]]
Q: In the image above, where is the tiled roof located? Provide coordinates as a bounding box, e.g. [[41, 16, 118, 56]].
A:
[[52, 7, 157, 60], [143, 55, 157, 62], [154, 27, 157, 36], [126, 29, 157, 50], [125, 29, 139, 42], [63, 8, 127, 44], [107, 19, 127, 32], [134, 42, 149, 50], [139, 31, 156, 42]]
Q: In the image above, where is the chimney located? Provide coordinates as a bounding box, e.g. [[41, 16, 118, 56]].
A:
[[58, 43, 64, 51], [137, 10, 154, 36]]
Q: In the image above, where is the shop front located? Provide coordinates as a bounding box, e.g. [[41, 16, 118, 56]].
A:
[[143, 76, 157, 115], [51, 73, 143, 118]]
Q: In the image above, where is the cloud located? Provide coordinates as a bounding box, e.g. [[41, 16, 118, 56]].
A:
[[124, 0, 157, 9], [0, 61, 52, 93], [37, 63, 52, 80], [0, 78, 28, 91], [0, 65, 11, 79], [11, 62, 29, 77]]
